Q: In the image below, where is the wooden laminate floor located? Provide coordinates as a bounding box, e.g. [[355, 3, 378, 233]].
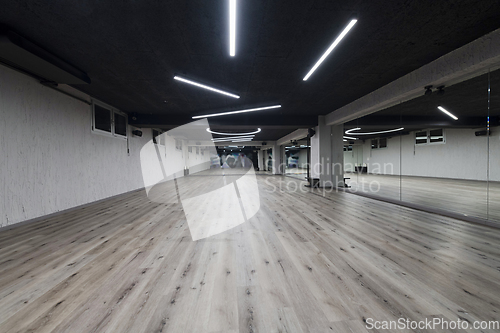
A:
[[1, 168, 500, 332]]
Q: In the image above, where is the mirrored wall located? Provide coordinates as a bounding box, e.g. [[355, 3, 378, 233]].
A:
[[284, 139, 309, 180], [344, 68, 499, 223]]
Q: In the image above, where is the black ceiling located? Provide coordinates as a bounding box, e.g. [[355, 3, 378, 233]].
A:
[[1, 0, 500, 140], [344, 68, 500, 135]]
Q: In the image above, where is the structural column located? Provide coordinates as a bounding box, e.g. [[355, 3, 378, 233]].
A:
[[271, 142, 284, 175], [257, 150, 264, 171], [310, 116, 344, 187]]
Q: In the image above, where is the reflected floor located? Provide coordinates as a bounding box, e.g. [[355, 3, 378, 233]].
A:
[[285, 167, 308, 180], [345, 173, 500, 221]]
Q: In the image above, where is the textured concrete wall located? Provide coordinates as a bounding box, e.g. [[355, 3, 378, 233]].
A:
[[358, 128, 500, 181], [0, 65, 184, 227]]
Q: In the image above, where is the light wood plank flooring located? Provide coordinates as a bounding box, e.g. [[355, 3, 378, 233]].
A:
[[0, 169, 499, 332]]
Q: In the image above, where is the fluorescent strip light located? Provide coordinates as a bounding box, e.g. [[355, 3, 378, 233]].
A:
[[174, 76, 240, 98], [303, 19, 357, 81], [193, 105, 281, 119], [437, 106, 458, 120], [343, 139, 348, 142], [212, 135, 255, 141], [345, 127, 405, 135], [343, 136, 358, 140], [232, 139, 252, 143], [207, 128, 261, 135], [212, 138, 254, 142], [229, 0, 236, 56]]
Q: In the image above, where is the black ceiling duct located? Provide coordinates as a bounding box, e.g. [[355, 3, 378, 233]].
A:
[[0, 25, 90, 84]]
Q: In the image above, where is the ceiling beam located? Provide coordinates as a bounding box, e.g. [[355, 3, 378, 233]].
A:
[[325, 27, 500, 126], [129, 114, 318, 129], [344, 116, 496, 129], [277, 129, 309, 146]]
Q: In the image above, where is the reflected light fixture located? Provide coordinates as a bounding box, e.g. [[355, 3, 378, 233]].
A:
[[207, 128, 261, 136], [229, 0, 236, 56], [303, 18, 358, 81], [174, 76, 240, 98], [193, 105, 281, 119], [437, 106, 458, 120], [345, 127, 405, 135]]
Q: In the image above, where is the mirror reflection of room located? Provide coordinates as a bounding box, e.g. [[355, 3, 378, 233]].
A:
[[284, 139, 310, 180], [344, 68, 500, 222]]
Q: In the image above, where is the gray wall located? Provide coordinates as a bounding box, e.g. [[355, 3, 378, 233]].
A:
[[0, 65, 211, 227]]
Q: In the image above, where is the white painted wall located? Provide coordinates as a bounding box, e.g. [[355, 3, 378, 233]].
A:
[[357, 128, 500, 181], [0, 65, 210, 227]]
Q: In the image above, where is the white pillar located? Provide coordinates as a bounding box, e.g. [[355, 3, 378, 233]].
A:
[[257, 150, 264, 171], [310, 116, 344, 187], [271, 142, 283, 175]]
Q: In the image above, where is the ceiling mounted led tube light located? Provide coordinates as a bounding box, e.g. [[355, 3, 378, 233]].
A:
[[345, 127, 405, 135], [207, 128, 261, 136], [174, 76, 240, 98], [229, 0, 236, 56], [437, 106, 458, 120], [212, 135, 255, 141], [303, 19, 357, 81], [193, 105, 280, 119]]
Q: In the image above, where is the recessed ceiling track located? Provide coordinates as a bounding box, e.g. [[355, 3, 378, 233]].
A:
[[0, 25, 91, 84]]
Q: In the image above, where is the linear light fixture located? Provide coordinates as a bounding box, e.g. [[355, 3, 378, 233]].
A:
[[345, 127, 405, 135], [212, 135, 255, 141], [437, 106, 458, 120], [174, 76, 240, 98], [207, 128, 261, 136], [229, 0, 236, 56], [343, 136, 358, 140], [232, 139, 252, 142], [212, 138, 253, 143], [193, 105, 281, 119], [303, 19, 357, 81]]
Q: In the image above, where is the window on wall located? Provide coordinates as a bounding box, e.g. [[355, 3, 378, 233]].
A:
[[114, 112, 127, 137], [343, 145, 353, 152], [371, 138, 388, 149], [93, 104, 112, 133], [188, 146, 192, 153], [415, 129, 445, 145], [92, 101, 127, 138], [379, 137, 387, 148]]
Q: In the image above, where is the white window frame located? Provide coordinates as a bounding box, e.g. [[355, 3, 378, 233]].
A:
[[415, 128, 446, 146], [370, 138, 388, 150], [91, 100, 128, 139]]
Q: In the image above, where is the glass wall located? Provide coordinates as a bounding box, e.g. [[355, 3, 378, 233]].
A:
[[344, 68, 499, 223]]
